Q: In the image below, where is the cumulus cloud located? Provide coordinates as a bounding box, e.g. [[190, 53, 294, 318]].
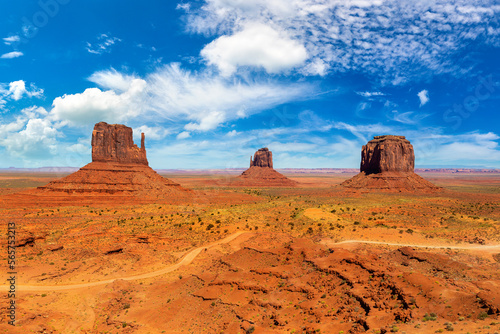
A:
[[1, 51, 23, 59], [201, 22, 308, 76], [50, 79, 147, 126], [418, 89, 430, 106], [181, 0, 500, 82], [0, 80, 43, 106], [8, 80, 43, 100], [44, 62, 312, 130], [86, 33, 121, 55], [0, 107, 61, 160]]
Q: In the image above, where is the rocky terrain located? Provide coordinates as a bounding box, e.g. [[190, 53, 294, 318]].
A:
[[342, 135, 440, 192]]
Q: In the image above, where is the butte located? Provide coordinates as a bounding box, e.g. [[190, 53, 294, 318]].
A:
[[37, 122, 189, 199], [230, 148, 297, 187], [341, 135, 440, 192]]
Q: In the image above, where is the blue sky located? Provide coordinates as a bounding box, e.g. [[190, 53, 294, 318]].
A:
[[1, 0, 499, 169]]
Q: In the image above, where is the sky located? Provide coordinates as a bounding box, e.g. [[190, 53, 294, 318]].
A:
[[0, 0, 499, 169]]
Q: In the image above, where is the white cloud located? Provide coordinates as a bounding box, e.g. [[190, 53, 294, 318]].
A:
[[357, 91, 385, 98], [177, 131, 191, 139], [201, 22, 308, 76], [181, 0, 500, 82], [88, 69, 138, 92], [414, 131, 500, 166], [45, 63, 312, 131], [3, 35, 20, 45], [0, 107, 61, 160], [8, 80, 43, 100], [145, 63, 312, 128], [50, 79, 147, 126], [391, 111, 430, 125], [0, 80, 43, 105], [86, 34, 121, 55], [226, 129, 238, 137], [133, 125, 170, 141], [1, 51, 23, 59], [184, 110, 226, 131], [418, 89, 430, 106]]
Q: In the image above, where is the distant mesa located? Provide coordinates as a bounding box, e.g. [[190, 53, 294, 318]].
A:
[[37, 122, 189, 198], [342, 135, 440, 192], [231, 147, 297, 187], [250, 147, 273, 168]]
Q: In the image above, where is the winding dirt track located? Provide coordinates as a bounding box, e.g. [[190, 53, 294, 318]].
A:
[[3, 231, 248, 292], [3, 233, 499, 292], [325, 239, 500, 251]]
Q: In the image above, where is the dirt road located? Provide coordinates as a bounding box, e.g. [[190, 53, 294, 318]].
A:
[[2, 231, 248, 292], [3, 233, 499, 292]]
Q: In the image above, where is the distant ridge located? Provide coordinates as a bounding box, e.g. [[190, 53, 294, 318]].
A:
[[1, 167, 499, 174]]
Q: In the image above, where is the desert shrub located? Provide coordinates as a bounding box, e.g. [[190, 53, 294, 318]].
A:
[[478, 311, 488, 320]]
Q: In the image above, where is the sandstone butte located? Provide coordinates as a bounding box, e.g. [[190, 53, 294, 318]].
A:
[[232, 148, 298, 187], [37, 122, 189, 198], [341, 135, 440, 192]]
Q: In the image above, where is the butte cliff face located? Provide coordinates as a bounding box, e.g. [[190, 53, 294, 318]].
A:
[[342, 135, 439, 192], [92, 122, 148, 165], [250, 148, 273, 168], [37, 122, 190, 199], [361, 135, 414, 174], [233, 148, 297, 187]]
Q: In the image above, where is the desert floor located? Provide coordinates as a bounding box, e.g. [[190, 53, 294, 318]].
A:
[[0, 171, 499, 333]]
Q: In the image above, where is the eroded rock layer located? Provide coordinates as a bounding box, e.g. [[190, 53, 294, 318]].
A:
[[37, 122, 190, 198], [233, 148, 297, 187], [250, 147, 273, 168], [37, 162, 187, 197], [233, 166, 298, 187], [92, 122, 148, 165], [361, 135, 414, 174], [342, 135, 439, 192]]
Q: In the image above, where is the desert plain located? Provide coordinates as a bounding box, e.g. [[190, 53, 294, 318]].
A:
[[1, 169, 499, 334]]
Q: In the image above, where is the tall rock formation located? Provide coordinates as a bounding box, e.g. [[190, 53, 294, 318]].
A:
[[92, 122, 148, 165], [37, 122, 190, 199], [233, 148, 297, 187], [250, 148, 273, 168], [361, 136, 414, 174], [342, 135, 439, 192]]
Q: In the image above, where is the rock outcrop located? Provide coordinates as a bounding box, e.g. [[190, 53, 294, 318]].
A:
[[92, 122, 148, 165], [361, 135, 414, 174], [232, 148, 297, 187], [250, 148, 273, 168], [37, 122, 190, 198], [342, 135, 440, 192]]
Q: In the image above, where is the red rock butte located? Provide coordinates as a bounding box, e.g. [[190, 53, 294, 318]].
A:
[[342, 135, 440, 192], [232, 148, 297, 187], [37, 122, 189, 198]]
